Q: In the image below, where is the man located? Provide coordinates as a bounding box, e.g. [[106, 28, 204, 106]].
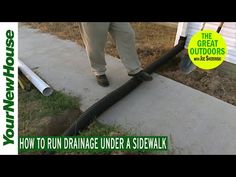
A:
[[179, 49, 196, 74], [79, 22, 153, 87]]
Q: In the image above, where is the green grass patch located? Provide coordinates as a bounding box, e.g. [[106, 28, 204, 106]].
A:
[[19, 88, 80, 136], [19, 88, 80, 120], [19, 88, 145, 155], [81, 121, 125, 136]]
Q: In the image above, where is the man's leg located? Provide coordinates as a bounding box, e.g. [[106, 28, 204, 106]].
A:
[[108, 22, 152, 81], [79, 22, 110, 86], [79, 22, 109, 75]]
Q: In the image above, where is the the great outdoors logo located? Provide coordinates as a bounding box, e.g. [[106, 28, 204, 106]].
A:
[[188, 29, 227, 70]]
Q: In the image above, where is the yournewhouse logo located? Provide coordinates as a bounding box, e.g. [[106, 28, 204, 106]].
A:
[[0, 23, 18, 155]]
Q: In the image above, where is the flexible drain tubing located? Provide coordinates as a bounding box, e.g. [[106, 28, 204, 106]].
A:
[[63, 37, 186, 136]]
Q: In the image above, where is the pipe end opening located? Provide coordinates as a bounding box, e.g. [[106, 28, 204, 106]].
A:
[[43, 87, 53, 96]]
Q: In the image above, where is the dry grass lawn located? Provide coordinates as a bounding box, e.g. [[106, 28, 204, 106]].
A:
[[24, 22, 236, 106]]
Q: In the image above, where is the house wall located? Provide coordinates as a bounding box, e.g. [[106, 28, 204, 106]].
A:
[[175, 22, 236, 64], [175, 22, 236, 78]]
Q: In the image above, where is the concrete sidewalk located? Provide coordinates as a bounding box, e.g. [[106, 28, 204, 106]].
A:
[[19, 25, 236, 154], [19, 26, 130, 111]]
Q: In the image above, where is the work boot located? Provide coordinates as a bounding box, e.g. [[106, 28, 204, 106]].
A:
[[129, 70, 153, 81], [96, 74, 110, 87]]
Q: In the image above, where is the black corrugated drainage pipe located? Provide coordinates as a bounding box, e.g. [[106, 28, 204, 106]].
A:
[[62, 37, 186, 136]]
